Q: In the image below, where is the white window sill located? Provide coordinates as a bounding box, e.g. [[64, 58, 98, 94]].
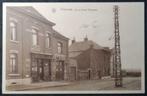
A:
[[8, 74, 20, 76], [10, 40, 19, 43]]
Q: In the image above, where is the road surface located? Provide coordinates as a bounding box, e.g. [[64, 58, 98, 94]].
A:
[[30, 77, 141, 91]]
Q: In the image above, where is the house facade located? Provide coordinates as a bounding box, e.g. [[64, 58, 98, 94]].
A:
[[6, 7, 69, 85], [69, 37, 111, 80]]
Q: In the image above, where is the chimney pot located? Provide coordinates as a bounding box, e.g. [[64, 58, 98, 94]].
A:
[[72, 37, 76, 44], [84, 35, 88, 41]]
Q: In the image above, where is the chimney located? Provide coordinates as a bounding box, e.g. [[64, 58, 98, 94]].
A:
[[84, 35, 88, 41], [71, 37, 76, 44]]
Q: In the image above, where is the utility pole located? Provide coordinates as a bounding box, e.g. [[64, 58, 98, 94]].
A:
[[113, 5, 123, 87]]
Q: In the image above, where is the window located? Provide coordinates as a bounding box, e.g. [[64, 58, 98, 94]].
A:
[[57, 42, 62, 54], [10, 22, 17, 41], [32, 29, 38, 46], [46, 33, 51, 48], [10, 53, 18, 73], [56, 61, 63, 71]]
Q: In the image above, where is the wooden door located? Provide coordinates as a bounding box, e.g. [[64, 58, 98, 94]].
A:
[[43, 59, 51, 81], [31, 58, 38, 82], [70, 67, 76, 81], [56, 61, 64, 80], [38, 59, 44, 81]]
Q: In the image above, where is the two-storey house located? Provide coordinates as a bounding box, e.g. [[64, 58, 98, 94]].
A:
[[6, 6, 69, 85]]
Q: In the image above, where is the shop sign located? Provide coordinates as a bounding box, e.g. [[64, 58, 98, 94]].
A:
[[53, 54, 66, 60]]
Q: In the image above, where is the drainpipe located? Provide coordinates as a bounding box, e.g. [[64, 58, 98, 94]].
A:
[[21, 19, 24, 85], [89, 44, 93, 79]]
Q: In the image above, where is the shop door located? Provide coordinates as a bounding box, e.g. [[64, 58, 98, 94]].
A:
[[43, 59, 51, 81], [31, 58, 38, 82], [38, 59, 44, 81], [56, 61, 64, 80]]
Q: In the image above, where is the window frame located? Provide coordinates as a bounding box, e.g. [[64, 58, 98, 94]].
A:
[[10, 21, 17, 41], [46, 33, 51, 48], [9, 53, 18, 74], [32, 28, 39, 46], [57, 42, 62, 54]]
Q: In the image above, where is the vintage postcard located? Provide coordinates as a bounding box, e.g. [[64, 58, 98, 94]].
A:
[[2, 2, 144, 94]]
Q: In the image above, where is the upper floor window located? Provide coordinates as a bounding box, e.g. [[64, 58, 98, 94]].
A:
[[46, 33, 51, 48], [10, 53, 18, 73], [32, 29, 38, 46], [10, 22, 17, 41], [57, 42, 62, 54]]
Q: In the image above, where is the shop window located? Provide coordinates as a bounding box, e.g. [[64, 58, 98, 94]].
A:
[[10, 53, 18, 73], [57, 42, 62, 54], [32, 28, 38, 46], [46, 33, 51, 48], [10, 22, 17, 41]]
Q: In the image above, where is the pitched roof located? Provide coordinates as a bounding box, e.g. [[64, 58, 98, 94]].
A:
[[52, 29, 69, 40], [8, 6, 69, 40], [69, 40, 103, 52], [7, 6, 55, 26]]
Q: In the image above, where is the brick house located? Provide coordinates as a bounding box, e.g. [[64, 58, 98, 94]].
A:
[[69, 37, 111, 80], [6, 6, 69, 85]]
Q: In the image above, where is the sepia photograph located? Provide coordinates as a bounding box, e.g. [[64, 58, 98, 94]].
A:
[[2, 2, 144, 94]]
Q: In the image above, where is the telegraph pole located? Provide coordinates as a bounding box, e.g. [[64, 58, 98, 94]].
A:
[[113, 5, 123, 87]]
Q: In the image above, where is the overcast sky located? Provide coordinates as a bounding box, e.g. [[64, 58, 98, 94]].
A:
[[5, 3, 144, 70]]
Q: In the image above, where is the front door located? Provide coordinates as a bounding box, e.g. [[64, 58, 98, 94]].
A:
[[38, 59, 44, 81], [43, 59, 51, 81], [56, 61, 64, 80], [31, 58, 38, 82], [70, 67, 76, 81]]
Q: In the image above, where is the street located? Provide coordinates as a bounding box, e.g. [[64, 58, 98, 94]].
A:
[[30, 77, 141, 91]]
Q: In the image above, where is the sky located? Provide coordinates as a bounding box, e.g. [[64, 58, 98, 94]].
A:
[[33, 3, 144, 71], [5, 3, 144, 70]]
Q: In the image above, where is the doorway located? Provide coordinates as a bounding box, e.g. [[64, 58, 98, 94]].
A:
[[38, 59, 44, 81], [43, 59, 51, 81], [70, 67, 76, 81], [56, 61, 64, 80]]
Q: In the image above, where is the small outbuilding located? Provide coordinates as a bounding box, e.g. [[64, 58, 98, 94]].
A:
[[69, 37, 111, 80]]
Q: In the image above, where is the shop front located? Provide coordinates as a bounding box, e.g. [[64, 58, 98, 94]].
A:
[[31, 53, 52, 82]]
